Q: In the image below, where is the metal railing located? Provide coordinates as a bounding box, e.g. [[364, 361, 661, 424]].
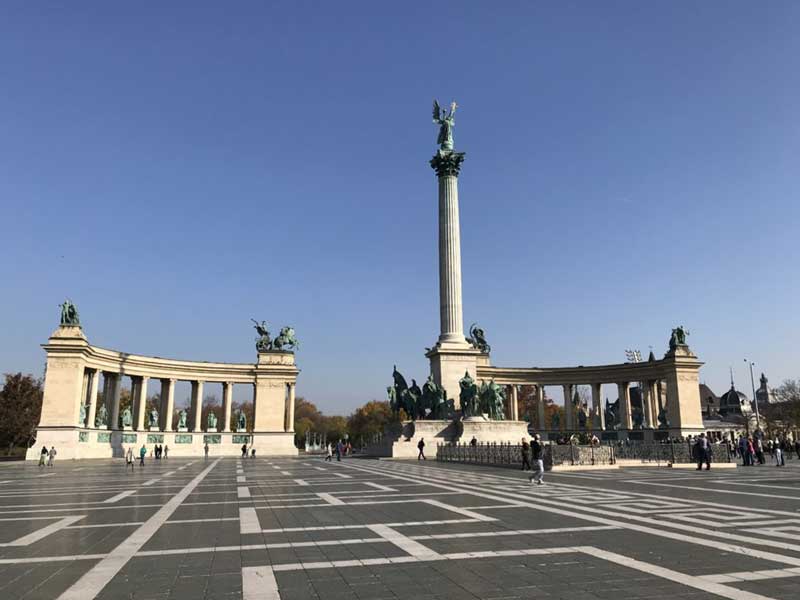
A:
[[436, 440, 733, 469]]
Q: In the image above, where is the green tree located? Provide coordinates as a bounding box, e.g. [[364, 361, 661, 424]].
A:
[[0, 373, 43, 455]]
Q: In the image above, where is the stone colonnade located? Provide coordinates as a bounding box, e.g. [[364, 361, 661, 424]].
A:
[[478, 346, 704, 436], [29, 325, 299, 459]]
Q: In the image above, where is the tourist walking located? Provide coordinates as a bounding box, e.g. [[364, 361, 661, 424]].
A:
[[204, 443, 209, 459], [126, 447, 135, 471], [520, 438, 531, 471], [47, 446, 57, 467], [335, 440, 343, 462], [38, 445, 47, 467], [529, 435, 544, 485], [139, 445, 146, 467], [417, 438, 426, 460], [695, 433, 711, 470], [325, 443, 333, 462], [775, 443, 785, 467], [241, 444, 247, 458], [163, 444, 169, 459]]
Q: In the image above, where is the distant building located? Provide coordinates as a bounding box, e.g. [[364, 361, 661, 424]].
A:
[[755, 373, 779, 408]]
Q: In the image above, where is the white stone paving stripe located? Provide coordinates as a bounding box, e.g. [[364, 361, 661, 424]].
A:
[[260, 518, 478, 533], [368, 524, 442, 559], [581, 546, 777, 600], [293, 479, 309, 486], [240, 506, 261, 534], [280, 471, 291, 476], [364, 482, 398, 492], [55, 458, 220, 600], [103, 490, 136, 504], [141, 478, 160, 487], [332, 472, 351, 479], [314, 467, 326, 471], [0, 515, 84, 546], [238, 486, 251, 499], [422, 498, 497, 522], [242, 565, 279, 600], [340, 461, 800, 569], [316, 492, 344, 506], [237, 475, 246, 483]]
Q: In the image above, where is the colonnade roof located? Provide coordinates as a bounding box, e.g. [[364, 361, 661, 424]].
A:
[[478, 353, 702, 386], [44, 328, 297, 384]]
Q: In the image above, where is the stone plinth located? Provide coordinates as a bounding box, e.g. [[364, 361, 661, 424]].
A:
[[426, 345, 482, 409], [368, 418, 530, 459], [26, 429, 297, 459]]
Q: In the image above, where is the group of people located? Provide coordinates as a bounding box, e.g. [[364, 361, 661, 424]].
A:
[[37, 445, 56, 467], [324, 440, 351, 461], [240, 444, 256, 458], [519, 435, 545, 485], [733, 434, 799, 467], [123, 444, 168, 469]]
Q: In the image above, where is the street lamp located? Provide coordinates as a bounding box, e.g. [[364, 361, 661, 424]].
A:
[[744, 359, 761, 432]]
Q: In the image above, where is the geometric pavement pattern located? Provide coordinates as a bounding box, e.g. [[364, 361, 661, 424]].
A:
[[1, 455, 800, 599]]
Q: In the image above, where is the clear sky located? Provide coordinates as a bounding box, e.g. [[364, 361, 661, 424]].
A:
[[1, 2, 798, 412]]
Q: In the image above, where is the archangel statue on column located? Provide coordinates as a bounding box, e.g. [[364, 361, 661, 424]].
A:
[[432, 99, 457, 151]]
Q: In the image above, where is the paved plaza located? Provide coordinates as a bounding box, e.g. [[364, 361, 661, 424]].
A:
[[1, 458, 799, 600]]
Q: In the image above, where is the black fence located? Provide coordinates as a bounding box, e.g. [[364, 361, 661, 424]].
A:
[[436, 440, 733, 470]]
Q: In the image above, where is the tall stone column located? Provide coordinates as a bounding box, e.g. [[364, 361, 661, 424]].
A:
[[222, 382, 233, 433], [109, 374, 122, 430], [79, 370, 89, 424], [134, 376, 149, 431], [86, 369, 101, 429], [509, 385, 519, 421], [642, 382, 654, 428], [433, 153, 466, 345], [161, 378, 175, 431], [591, 382, 604, 431], [618, 382, 633, 430], [285, 383, 296, 432], [535, 385, 546, 430], [191, 381, 204, 432], [427, 148, 480, 403], [562, 384, 573, 431]]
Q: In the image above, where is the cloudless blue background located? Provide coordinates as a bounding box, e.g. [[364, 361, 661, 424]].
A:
[[2, 2, 798, 411]]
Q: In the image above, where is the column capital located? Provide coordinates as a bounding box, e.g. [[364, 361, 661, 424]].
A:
[[430, 150, 466, 177]]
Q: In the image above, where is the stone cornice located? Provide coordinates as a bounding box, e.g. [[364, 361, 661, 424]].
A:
[[478, 355, 703, 386], [430, 150, 466, 177]]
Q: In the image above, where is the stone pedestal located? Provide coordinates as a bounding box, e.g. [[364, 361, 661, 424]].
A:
[[207, 427, 217, 433], [368, 418, 531, 458], [426, 345, 482, 409], [178, 427, 188, 433], [664, 345, 704, 435]]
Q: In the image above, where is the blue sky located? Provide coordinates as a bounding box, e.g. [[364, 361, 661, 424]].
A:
[[1, 2, 798, 412]]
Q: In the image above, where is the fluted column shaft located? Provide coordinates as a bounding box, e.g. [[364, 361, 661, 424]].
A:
[[535, 385, 546, 430], [109, 374, 122, 430], [591, 382, 604, 431], [642, 382, 655, 428], [191, 381, 204, 432], [86, 369, 100, 428], [563, 384, 573, 431], [437, 173, 465, 344], [223, 382, 233, 432], [618, 382, 633, 429], [135, 376, 149, 430], [161, 378, 176, 431]]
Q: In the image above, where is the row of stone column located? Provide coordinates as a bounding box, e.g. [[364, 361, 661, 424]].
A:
[[78, 368, 296, 433], [504, 381, 664, 431]]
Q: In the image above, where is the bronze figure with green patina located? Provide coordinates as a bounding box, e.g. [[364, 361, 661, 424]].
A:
[[60, 299, 80, 326], [467, 323, 491, 354], [432, 99, 457, 151], [459, 371, 480, 417], [273, 326, 299, 351], [668, 326, 689, 350]]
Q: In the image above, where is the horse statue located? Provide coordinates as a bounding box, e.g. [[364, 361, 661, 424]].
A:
[[273, 326, 299, 351], [668, 325, 689, 350], [251, 319, 272, 352]]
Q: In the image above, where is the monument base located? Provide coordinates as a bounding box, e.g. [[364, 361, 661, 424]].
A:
[[426, 345, 483, 407], [26, 427, 298, 460], [368, 419, 530, 459]]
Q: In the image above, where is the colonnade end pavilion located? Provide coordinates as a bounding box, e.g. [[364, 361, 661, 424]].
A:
[[27, 307, 298, 460]]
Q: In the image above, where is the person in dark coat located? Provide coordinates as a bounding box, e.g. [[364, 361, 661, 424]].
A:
[[417, 438, 426, 460], [520, 438, 531, 471]]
